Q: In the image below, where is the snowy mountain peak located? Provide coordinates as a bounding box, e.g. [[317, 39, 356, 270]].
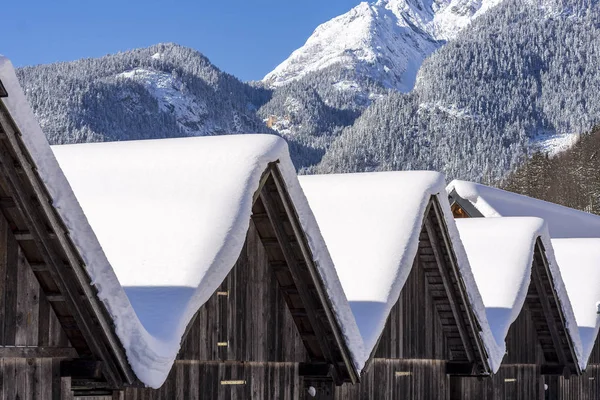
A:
[[264, 0, 502, 93]]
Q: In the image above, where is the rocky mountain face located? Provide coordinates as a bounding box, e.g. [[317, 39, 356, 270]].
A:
[[264, 0, 503, 95]]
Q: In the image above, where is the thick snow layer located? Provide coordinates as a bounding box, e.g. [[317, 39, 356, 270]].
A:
[[50, 136, 364, 386], [299, 171, 503, 371], [264, 0, 503, 92], [449, 181, 589, 369], [551, 239, 600, 368], [455, 217, 583, 369], [0, 56, 363, 387], [448, 180, 600, 238]]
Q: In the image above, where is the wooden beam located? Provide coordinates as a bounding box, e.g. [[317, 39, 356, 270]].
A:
[[431, 197, 490, 375], [424, 209, 475, 364], [0, 128, 124, 386], [60, 377, 74, 400], [14, 230, 56, 241], [541, 365, 572, 377], [0, 196, 15, 208], [531, 246, 568, 370], [269, 165, 359, 385], [29, 262, 49, 272], [0, 346, 78, 358], [61, 360, 104, 379], [47, 293, 66, 302], [446, 362, 477, 375], [299, 363, 333, 377], [259, 187, 344, 384], [0, 80, 7, 98], [0, 104, 135, 385]]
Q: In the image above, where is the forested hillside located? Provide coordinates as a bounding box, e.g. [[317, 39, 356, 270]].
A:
[[17, 43, 271, 144], [316, 0, 600, 182], [502, 127, 600, 215]]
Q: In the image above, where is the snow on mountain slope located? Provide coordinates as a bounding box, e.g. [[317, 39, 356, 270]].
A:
[[264, 0, 502, 93], [117, 68, 209, 135]]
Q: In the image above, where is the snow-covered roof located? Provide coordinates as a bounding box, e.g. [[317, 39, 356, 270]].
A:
[[0, 55, 363, 388], [449, 180, 597, 369], [455, 217, 583, 369], [50, 136, 365, 387], [299, 171, 501, 370], [448, 180, 600, 238], [550, 239, 600, 368]]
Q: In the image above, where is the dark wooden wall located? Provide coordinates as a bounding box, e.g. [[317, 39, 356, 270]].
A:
[[122, 362, 302, 400], [336, 359, 449, 400], [451, 365, 544, 400], [452, 302, 546, 400], [553, 338, 600, 399], [374, 257, 448, 360], [334, 237, 454, 399], [0, 208, 73, 399], [124, 221, 312, 399]]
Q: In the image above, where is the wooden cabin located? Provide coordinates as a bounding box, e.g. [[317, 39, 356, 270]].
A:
[[447, 181, 592, 400], [114, 162, 359, 400], [544, 239, 600, 400], [0, 59, 360, 400], [0, 63, 136, 398], [451, 217, 580, 400], [299, 172, 492, 400]]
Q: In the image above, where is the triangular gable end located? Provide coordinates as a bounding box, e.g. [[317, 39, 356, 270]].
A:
[[174, 162, 359, 390], [368, 195, 490, 376], [0, 81, 135, 388], [448, 190, 580, 376], [509, 239, 580, 376]]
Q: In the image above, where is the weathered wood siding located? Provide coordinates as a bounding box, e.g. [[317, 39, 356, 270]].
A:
[[0, 208, 72, 399], [335, 247, 452, 399], [374, 257, 448, 360], [0, 214, 70, 348], [177, 221, 308, 363], [123, 362, 302, 400], [451, 365, 544, 400], [452, 304, 546, 400], [124, 221, 310, 399], [553, 339, 600, 399], [336, 359, 449, 400]]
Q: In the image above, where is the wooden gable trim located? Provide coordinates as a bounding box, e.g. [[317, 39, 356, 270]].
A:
[[533, 239, 581, 376], [259, 163, 358, 384], [0, 79, 7, 98], [429, 196, 490, 375], [176, 162, 359, 385], [0, 100, 135, 387], [362, 196, 490, 376]]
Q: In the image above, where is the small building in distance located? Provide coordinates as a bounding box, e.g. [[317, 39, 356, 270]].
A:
[[299, 172, 497, 400], [453, 217, 582, 400]]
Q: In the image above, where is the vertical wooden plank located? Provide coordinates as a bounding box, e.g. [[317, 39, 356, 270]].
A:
[[51, 358, 62, 400], [0, 214, 7, 345], [61, 376, 74, 400], [4, 231, 18, 345], [38, 291, 51, 347], [112, 391, 125, 400]]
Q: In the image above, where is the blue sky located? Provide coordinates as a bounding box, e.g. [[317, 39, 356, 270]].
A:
[[2, 0, 362, 81]]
